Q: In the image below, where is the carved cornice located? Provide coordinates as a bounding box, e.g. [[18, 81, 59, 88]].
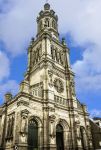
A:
[[17, 100, 29, 107]]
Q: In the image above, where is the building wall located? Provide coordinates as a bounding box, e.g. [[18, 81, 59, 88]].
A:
[[90, 120, 101, 150]]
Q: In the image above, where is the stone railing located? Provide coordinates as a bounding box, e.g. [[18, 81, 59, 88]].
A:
[[54, 95, 68, 106]]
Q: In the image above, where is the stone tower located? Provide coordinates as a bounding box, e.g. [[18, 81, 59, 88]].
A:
[[0, 3, 93, 150]]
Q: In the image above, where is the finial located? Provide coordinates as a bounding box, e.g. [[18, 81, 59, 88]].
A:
[[44, 2, 50, 10], [62, 38, 66, 46]]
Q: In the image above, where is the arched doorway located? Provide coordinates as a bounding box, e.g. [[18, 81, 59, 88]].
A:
[[56, 124, 64, 150], [28, 119, 38, 150]]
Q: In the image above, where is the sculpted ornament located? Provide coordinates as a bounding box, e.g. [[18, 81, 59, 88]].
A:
[[54, 78, 64, 93]]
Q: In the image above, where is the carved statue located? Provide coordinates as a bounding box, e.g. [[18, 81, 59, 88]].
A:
[[49, 115, 56, 138], [21, 116, 27, 134], [48, 70, 53, 87], [7, 116, 15, 138], [70, 81, 75, 96], [21, 110, 29, 135]]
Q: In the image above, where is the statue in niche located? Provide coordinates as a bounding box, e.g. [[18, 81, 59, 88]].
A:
[[7, 116, 14, 138], [57, 52, 60, 62], [70, 81, 75, 96], [49, 115, 56, 138], [10, 116, 14, 137], [48, 70, 53, 87], [75, 118, 80, 139], [21, 116, 27, 135], [20, 110, 29, 136]]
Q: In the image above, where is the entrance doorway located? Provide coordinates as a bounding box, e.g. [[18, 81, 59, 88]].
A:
[[28, 119, 38, 150], [56, 124, 64, 150]]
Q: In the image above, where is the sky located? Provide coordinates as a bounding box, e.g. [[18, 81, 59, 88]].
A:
[[0, 0, 101, 117]]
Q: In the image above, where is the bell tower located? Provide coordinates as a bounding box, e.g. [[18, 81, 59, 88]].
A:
[[20, 3, 93, 150], [37, 3, 59, 40]]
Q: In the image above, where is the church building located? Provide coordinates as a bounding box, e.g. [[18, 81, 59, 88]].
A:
[[0, 3, 94, 150]]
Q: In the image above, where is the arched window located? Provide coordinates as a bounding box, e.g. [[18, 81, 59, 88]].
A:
[[80, 127, 87, 150], [56, 124, 64, 150], [28, 119, 38, 150], [44, 18, 50, 27], [52, 20, 56, 29]]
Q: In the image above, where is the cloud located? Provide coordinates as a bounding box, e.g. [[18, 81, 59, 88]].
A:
[[0, 0, 101, 94], [0, 80, 19, 104], [0, 0, 44, 56], [0, 50, 10, 82], [0, 50, 19, 103], [72, 46, 101, 92], [90, 109, 101, 118]]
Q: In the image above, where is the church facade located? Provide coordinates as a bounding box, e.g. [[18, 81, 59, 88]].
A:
[[0, 3, 94, 150]]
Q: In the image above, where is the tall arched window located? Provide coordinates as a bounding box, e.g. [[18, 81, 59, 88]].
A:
[[28, 119, 38, 150], [56, 124, 64, 150]]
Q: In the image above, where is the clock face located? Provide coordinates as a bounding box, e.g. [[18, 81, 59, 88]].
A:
[[54, 79, 64, 93]]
